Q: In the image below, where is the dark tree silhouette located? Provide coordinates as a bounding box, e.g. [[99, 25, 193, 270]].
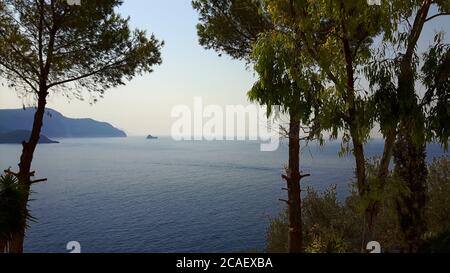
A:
[[0, 0, 163, 252]]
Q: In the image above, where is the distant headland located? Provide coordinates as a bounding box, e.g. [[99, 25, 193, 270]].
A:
[[0, 108, 127, 140], [0, 130, 59, 144]]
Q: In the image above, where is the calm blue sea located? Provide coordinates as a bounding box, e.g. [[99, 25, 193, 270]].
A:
[[0, 137, 447, 253]]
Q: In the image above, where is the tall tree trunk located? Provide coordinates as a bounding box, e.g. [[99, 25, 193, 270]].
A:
[[394, 123, 428, 253], [8, 88, 48, 253], [390, 1, 431, 251], [0, 240, 6, 253], [393, 55, 428, 253], [362, 0, 432, 252], [339, 8, 373, 250], [352, 133, 370, 252], [282, 114, 304, 253], [363, 131, 396, 249]]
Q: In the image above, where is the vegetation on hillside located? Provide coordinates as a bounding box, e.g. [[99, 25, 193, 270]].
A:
[[266, 156, 450, 253]]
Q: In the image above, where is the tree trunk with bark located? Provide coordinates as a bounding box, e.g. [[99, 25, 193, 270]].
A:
[[341, 17, 371, 250], [363, 131, 397, 248], [394, 123, 428, 253], [361, 0, 433, 252], [282, 112, 306, 253], [390, 1, 431, 252], [8, 88, 48, 253], [0, 241, 6, 253]]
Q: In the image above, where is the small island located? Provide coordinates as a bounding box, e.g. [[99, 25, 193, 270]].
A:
[[146, 134, 158, 140]]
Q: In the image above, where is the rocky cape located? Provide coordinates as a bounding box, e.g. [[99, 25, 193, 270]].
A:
[[0, 130, 59, 144], [0, 108, 127, 139]]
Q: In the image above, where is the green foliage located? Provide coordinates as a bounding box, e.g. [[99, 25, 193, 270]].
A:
[[192, 0, 450, 254], [266, 0, 382, 81], [0, 0, 163, 101], [421, 36, 450, 149], [302, 186, 361, 253], [0, 0, 163, 252], [265, 210, 288, 253], [265, 157, 450, 253], [421, 230, 450, 253], [426, 156, 450, 235], [248, 30, 324, 131], [379, 0, 450, 45], [192, 0, 272, 61], [265, 186, 362, 253], [393, 132, 428, 252], [366, 1, 449, 147], [365, 53, 400, 137], [264, 0, 386, 148], [0, 173, 32, 248]]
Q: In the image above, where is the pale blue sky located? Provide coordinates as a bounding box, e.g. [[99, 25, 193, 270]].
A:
[[1, 0, 256, 136], [0, 1, 449, 136]]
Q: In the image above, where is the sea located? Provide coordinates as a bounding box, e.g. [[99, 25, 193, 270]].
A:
[[0, 137, 447, 253]]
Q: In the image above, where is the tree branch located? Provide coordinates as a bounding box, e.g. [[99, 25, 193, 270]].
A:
[[0, 59, 39, 92], [30, 178, 47, 184], [47, 58, 126, 89], [425, 12, 450, 23], [4, 168, 18, 176]]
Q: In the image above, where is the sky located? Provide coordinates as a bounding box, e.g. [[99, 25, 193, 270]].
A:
[[0, 0, 256, 136], [0, 1, 449, 137]]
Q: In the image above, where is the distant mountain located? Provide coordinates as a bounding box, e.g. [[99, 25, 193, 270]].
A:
[[0, 130, 59, 144], [0, 108, 127, 138]]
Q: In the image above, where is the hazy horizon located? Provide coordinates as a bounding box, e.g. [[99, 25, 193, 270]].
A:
[[1, 1, 449, 137]]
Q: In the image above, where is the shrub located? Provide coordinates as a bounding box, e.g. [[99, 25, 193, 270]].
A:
[[0, 173, 32, 252], [426, 156, 450, 235], [265, 156, 450, 253], [265, 210, 288, 253]]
